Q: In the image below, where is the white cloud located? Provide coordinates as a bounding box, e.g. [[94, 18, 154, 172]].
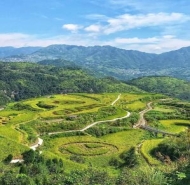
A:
[[162, 35, 176, 39], [62, 24, 82, 32], [115, 37, 159, 44], [109, 35, 190, 53], [0, 33, 103, 48], [1, 33, 190, 54], [85, 25, 101, 32], [85, 14, 109, 21], [104, 12, 190, 34], [0, 33, 33, 47]]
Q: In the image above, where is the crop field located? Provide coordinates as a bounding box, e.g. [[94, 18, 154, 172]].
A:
[[153, 106, 175, 113], [0, 92, 189, 173], [159, 119, 190, 133], [141, 139, 163, 165]]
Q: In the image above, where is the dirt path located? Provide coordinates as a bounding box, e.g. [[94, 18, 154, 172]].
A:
[[49, 94, 131, 135], [133, 102, 152, 128], [30, 137, 43, 151], [133, 102, 177, 136], [10, 137, 43, 163], [111, 94, 121, 106], [49, 111, 131, 135]]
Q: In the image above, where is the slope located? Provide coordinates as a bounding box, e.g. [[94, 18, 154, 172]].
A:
[[0, 62, 143, 106], [129, 76, 190, 100]]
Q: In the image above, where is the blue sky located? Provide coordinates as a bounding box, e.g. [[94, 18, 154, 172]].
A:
[[0, 0, 190, 53]]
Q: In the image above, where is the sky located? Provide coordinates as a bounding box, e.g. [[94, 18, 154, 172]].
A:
[[0, 0, 190, 53]]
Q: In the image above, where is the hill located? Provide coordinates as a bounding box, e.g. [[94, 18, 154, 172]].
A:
[[0, 46, 41, 58], [0, 62, 143, 106], [2, 45, 156, 79], [129, 76, 190, 100], [1, 45, 190, 80], [38, 58, 79, 69]]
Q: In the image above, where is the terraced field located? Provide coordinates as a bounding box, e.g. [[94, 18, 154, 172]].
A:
[[0, 93, 189, 173]]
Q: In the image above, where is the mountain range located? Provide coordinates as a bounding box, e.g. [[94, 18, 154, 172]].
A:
[[0, 45, 190, 80]]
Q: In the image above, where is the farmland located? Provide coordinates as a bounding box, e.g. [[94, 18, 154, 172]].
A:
[[0, 92, 189, 178]]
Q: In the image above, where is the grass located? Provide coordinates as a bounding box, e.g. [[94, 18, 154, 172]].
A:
[[42, 130, 146, 173], [141, 139, 163, 165], [153, 106, 175, 113], [159, 119, 190, 133], [101, 130, 145, 152], [126, 101, 147, 111], [60, 142, 118, 156], [0, 92, 188, 174], [0, 136, 28, 161]]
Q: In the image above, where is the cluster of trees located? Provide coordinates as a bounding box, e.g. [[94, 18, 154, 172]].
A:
[[2, 131, 190, 185], [109, 147, 139, 168], [151, 132, 190, 162], [160, 101, 190, 118], [34, 107, 125, 134], [12, 102, 37, 111], [0, 62, 142, 106], [150, 131, 190, 184], [130, 76, 190, 100], [0, 149, 169, 185], [86, 126, 127, 137], [85, 113, 139, 137], [36, 101, 56, 109]]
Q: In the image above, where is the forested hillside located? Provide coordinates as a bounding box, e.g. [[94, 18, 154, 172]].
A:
[[0, 62, 142, 106], [1, 45, 190, 80], [129, 76, 190, 100]]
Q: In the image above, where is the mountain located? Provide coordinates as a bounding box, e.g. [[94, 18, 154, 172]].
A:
[[0, 62, 143, 106], [129, 76, 190, 100], [0, 46, 41, 58], [1, 45, 190, 80], [148, 46, 190, 70], [2, 45, 157, 79]]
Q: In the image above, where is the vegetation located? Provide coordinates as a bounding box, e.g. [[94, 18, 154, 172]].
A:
[[0, 91, 189, 184], [1, 45, 190, 80], [0, 62, 143, 106], [129, 76, 190, 100]]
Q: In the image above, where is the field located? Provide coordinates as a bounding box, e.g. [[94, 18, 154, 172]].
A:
[[0, 92, 189, 174]]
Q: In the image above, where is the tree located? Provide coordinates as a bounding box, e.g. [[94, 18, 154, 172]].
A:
[[4, 154, 13, 164], [120, 147, 139, 168]]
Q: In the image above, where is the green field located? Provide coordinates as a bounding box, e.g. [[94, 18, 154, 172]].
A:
[[159, 119, 190, 133], [0, 92, 189, 175]]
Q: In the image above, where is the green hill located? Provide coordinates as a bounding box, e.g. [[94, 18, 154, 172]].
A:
[[0, 62, 142, 106], [129, 76, 190, 100]]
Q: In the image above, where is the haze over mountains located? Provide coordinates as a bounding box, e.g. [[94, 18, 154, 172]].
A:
[[0, 45, 190, 81]]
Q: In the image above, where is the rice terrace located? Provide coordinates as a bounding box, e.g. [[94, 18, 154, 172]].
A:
[[0, 92, 189, 175]]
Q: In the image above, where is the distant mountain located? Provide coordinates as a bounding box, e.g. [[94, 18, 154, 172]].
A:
[[148, 46, 190, 70], [1, 45, 190, 80], [129, 76, 190, 100], [0, 46, 42, 58]]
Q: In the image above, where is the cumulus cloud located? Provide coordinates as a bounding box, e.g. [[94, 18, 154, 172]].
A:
[[103, 12, 190, 34], [85, 25, 101, 32], [0, 33, 33, 47], [62, 24, 82, 32], [110, 35, 190, 53]]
